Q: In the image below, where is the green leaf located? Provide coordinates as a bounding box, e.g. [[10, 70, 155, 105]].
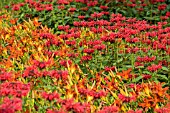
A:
[[157, 74, 168, 81], [162, 66, 169, 71], [144, 16, 160, 21], [132, 76, 143, 83]]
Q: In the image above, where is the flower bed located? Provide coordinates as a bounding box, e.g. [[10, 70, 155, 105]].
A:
[[0, 0, 170, 113]]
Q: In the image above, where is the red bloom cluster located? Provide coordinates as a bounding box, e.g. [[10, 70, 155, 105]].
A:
[[98, 106, 119, 113], [59, 99, 91, 113], [166, 12, 170, 17], [147, 64, 162, 72], [118, 94, 136, 103], [12, 5, 20, 11], [78, 88, 107, 98], [65, 40, 76, 46], [41, 92, 60, 101], [104, 66, 115, 72], [136, 56, 156, 62], [87, 0, 98, 7], [33, 60, 51, 69], [93, 44, 106, 51], [158, 4, 167, 10], [0, 97, 22, 113], [0, 68, 13, 81], [58, 25, 70, 31], [100, 5, 108, 10], [154, 107, 170, 113], [59, 59, 72, 67], [44, 70, 69, 80], [0, 82, 30, 97], [83, 48, 95, 54], [78, 15, 85, 19], [142, 74, 152, 80], [81, 55, 92, 61], [40, 33, 54, 39], [91, 12, 103, 18], [67, 52, 79, 58], [22, 65, 40, 77], [69, 7, 76, 12], [127, 109, 143, 113]]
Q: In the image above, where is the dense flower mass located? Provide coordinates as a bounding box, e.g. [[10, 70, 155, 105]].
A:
[[0, 0, 169, 112]]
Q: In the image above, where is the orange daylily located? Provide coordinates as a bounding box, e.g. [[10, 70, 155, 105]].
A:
[[117, 68, 132, 80], [33, 18, 41, 27]]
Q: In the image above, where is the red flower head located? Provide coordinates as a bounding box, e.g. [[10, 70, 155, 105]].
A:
[[12, 5, 20, 11]]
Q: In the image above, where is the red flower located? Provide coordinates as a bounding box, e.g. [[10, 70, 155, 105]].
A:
[[100, 5, 108, 10], [46, 6, 53, 11], [4, 5, 9, 9], [147, 64, 162, 72], [158, 4, 167, 11], [118, 94, 136, 103], [104, 66, 115, 72], [59, 60, 72, 67], [78, 15, 85, 19], [81, 55, 92, 61], [12, 5, 20, 11], [127, 109, 143, 113], [0, 97, 22, 112], [57, 5, 65, 10], [98, 106, 119, 113], [166, 12, 170, 17], [154, 107, 170, 113], [42, 92, 60, 101], [83, 48, 94, 54], [69, 7, 76, 12], [142, 74, 152, 80], [0, 69, 13, 81]]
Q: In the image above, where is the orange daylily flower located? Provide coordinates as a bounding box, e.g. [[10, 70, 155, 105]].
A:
[[117, 68, 132, 80], [10, 18, 18, 24], [33, 18, 41, 27]]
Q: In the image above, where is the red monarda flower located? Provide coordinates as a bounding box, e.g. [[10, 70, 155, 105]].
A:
[[59, 60, 72, 67], [98, 106, 119, 113], [65, 40, 76, 46], [0, 82, 30, 97], [57, 0, 69, 5], [0, 69, 13, 81], [81, 55, 92, 61], [91, 12, 103, 18], [83, 48, 95, 54], [136, 56, 156, 62], [12, 5, 20, 11], [142, 74, 152, 80], [87, 1, 98, 7], [78, 15, 85, 19], [100, 5, 108, 10], [69, 7, 76, 12], [166, 12, 170, 17], [93, 44, 106, 51], [4, 5, 9, 9], [154, 107, 170, 113], [58, 25, 70, 30], [67, 53, 79, 58], [41, 92, 60, 101], [127, 109, 143, 113], [57, 5, 65, 10], [158, 4, 167, 10], [118, 94, 136, 103], [104, 66, 115, 72], [22, 65, 40, 77], [45, 5, 53, 11], [50, 70, 68, 80], [0, 97, 22, 112], [147, 64, 162, 72]]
